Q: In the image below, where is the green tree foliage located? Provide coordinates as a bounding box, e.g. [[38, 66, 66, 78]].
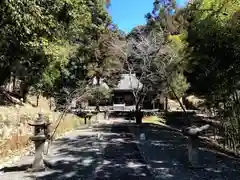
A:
[[168, 72, 189, 98], [0, 0, 124, 106], [0, 0, 51, 85], [179, 0, 240, 151], [183, 0, 240, 97], [0, 0, 91, 97], [52, 0, 124, 108], [142, 0, 190, 99]]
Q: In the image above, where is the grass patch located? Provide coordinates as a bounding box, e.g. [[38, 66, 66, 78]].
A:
[[0, 95, 89, 162], [142, 116, 166, 125], [0, 112, 85, 160], [51, 114, 85, 138], [0, 134, 31, 158]]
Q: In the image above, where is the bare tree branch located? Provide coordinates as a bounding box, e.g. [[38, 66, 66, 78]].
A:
[[108, 27, 177, 116], [126, 30, 173, 111]]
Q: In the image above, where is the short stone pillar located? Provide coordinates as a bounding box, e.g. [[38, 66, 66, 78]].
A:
[[28, 113, 51, 172], [187, 134, 198, 167], [182, 124, 210, 168], [140, 133, 146, 141], [104, 110, 109, 120]]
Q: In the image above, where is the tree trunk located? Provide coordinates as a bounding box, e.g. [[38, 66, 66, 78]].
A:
[[135, 102, 143, 124], [20, 81, 29, 103], [7, 75, 12, 91], [0, 67, 11, 86], [165, 96, 168, 116], [23, 91, 28, 103], [12, 75, 16, 92], [36, 94, 40, 107], [135, 110, 143, 124], [49, 98, 52, 110], [96, 76, 100, 112]]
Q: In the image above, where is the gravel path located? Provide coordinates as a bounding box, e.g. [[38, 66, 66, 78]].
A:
[[0, 127, 105, 180], [2, 116, 239, 180], [94, 123, 154, 180], [0, 121, 153, 180]]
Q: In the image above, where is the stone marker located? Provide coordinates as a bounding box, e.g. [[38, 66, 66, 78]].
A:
[[140, 133, 146, 141], [182, 124, 210, 168]]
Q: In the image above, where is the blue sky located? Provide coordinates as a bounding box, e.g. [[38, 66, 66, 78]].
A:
[[108, 0, 188, 33]]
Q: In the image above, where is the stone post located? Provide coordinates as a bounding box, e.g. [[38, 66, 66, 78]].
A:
[[182, 124, 210, 168], [187, 135, 199, 167], [104, 109, 109, 120]]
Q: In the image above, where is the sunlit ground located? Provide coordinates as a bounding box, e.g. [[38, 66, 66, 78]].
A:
[[142, 116, 166, 125]]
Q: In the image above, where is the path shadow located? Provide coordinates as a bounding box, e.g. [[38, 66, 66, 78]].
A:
[[93, 124, 152, 179], [28, 134, 102, 180], [3, 120, 239, 180], [0, 164, 30, 172], [164, 110, 240, 157], [129, 123, 240, 179], [165, 110, 196, 128], [10, 124, 152, 180]]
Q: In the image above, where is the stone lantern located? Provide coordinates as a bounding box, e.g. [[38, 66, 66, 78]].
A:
[[27, 113, 51, 172]]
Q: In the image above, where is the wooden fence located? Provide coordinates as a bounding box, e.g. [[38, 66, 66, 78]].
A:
[[190, 112, 240, 156]]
